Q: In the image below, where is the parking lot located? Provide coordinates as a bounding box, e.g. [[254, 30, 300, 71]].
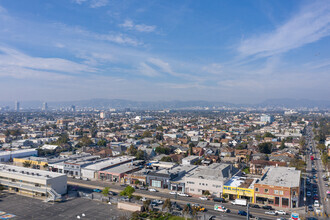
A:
[[0, 193, 131, 220]]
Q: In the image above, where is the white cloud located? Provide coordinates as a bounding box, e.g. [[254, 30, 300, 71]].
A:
[[238, 1, 330, 57], [72, 0, 108, 8], [120, 19, 156, 33], [0, 46, 96, 78], [90, 0, 108, 8], [202, 63, 222, 74], [138, 62, 160, 77], [97, 33, 141, 46]]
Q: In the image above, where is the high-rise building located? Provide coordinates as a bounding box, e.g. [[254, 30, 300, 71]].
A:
[[260, 114, 274, 123], [15, 101, 20, 112], [42, 102, 48, 112], [71, 105, 76, 112]]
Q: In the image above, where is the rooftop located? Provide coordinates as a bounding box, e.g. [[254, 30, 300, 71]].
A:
[[0, 164, 66, 180], [256, 166, 301, 188], [83, 156, 135, 171], [0, 149, 37, 156]]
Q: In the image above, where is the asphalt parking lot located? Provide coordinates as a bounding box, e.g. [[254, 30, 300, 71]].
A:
[[0, 193, 131, 220]]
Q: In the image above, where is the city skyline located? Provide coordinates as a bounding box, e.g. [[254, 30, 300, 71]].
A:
[[0, 0, 329, 103]]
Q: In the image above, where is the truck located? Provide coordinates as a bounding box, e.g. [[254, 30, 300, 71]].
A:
[[231, 199, 247, 206], [214, 204, 228, 212]]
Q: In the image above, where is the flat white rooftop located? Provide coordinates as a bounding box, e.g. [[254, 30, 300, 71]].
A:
[[0, 149, 37, 156], [0, 164, 66, 180], [83, 156, 135, 171]]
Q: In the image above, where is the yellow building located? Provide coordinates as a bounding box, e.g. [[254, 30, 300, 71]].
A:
[[223, 176, 256, 203], [13, 157, 49, 170]]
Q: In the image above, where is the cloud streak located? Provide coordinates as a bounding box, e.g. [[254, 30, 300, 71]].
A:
[[238, 1, 330, 57], [120, 19, 156, 33]]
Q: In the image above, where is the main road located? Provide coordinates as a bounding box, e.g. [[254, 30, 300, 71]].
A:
[[68, 178, 279, 220]]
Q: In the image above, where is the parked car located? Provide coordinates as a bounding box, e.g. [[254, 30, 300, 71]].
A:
[[275, 210, 286, 215], [169, 191, 177, 195], [308, 205, 313, 211], [199, 197, 208, 200], [262, 205, 273, 210], [178, 193, 189, 197], [315, 207, 321, 214], [307, 191, 311, 197], [265, 211, 277, 215], [251, 204, 260, 208], [238, 210, 252, 217], [93, 188, 102, 193], [140, 197, 147, 202], [140, 186, 148, 190], [149, 188, 158, 192], [213, 197, 225, 203]]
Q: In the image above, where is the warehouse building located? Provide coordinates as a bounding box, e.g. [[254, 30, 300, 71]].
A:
[[0, 149, 38, 162]]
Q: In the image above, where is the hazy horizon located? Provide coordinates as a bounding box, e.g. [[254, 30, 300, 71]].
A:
[[0, 0, 329, 103]]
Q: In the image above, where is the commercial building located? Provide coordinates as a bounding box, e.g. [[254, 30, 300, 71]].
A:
[[98, 163, 140, 182], [182, 156, 199, 165], [254, 166, 301, 208], [14, 156, 49, 170], [0, 164, 67, 201], [184, 163, 239, 197], [0, 149, 38, 162], [223, 176, 257, 203], [81, 156, 135, 179]]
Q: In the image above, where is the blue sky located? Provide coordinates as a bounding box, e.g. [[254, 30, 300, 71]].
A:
[[0, 0, 329, 104]]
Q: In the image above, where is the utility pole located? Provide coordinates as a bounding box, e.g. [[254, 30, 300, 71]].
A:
[[247, 202, 249, 220]]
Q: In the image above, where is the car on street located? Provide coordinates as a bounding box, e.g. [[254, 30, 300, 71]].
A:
[[325, 183, 329, 187], [307, 191, 311, 197], [169, 191, 177, 195], [238, 210, 247, 216], [315, 207, 321, 214], [265, 211, 277, 215], [314, 200, 320, 207], [152, 199, 163, 205], [251, 204, 260, 208], [120, 184, 127, 187], [148, 188, 158, 192], [213, 197, 225, 203], [93, 188, 102, 193], [308, 205, 314, 211], [276, 218, 286, 220], [140, 186, 148, 190], [199, 196, 208, 200], [275, 210, 286, 215], [262, 205, 273, 210], [178, 193, 189, 197]]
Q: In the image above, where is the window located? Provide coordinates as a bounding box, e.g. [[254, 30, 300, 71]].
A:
[[292, 191, 296, 196], [151, 180, 161, 188], [255, 188, 259, 192], [264, 189, 269, 193], [282, 198, 289, 207], [280, 191, 283, 195], [190, 189, 194, 192], [274, 190, 278, 194]]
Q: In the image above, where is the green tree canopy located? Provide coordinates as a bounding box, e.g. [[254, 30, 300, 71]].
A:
[[120, 185, 135, 198], [258, 142, 273, 154], [97, 139, 107, 147]]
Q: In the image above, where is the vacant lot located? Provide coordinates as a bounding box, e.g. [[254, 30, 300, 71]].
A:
[[0, 193, 131, 220]]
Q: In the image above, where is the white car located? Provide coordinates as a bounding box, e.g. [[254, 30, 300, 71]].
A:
[[178, 193, 189, 197], [315, 207, 321, 214], [169, 191, 177, 195], [140, 197, 147, 201], [199, 196, 208, 200], [314, 200, 320, 207], [265, 211, 277, 215], [275, 210, 286, 215], [148, 188, 157, 192]]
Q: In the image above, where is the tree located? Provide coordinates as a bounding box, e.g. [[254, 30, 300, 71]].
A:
[[203, 190, 210, 196], [43, 163, 49, 169], [102, 187, 110, 197], [23, 161, 32, 168], [160, 156, 172, 162], [258, 142, 273, 154], [97, 139, 107, 147], [120, 186, 135, 198], [263, 132, 275, 138], [162, 198, 172, 210], [127, 145, 137, 156], [279, 140, 286, 150], [142, 130, 152, 138], [143, 199, 151, 211], [135, 150, 145, 160], [80, 135, 92, 146]]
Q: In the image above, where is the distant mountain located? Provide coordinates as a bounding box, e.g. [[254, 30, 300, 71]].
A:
[[0, 98, 329, 110], [257, 98, 330, 109]]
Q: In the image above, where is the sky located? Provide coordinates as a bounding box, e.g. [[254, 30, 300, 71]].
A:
[[0, 0, 329, 104]]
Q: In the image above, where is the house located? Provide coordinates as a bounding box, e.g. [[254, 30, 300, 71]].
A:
[[174, 146, 188, 154], [220, 147, 234, 157], [182, 156, 199, 165], [235, 149, 252, 162], [250, 160, 287, 175]]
